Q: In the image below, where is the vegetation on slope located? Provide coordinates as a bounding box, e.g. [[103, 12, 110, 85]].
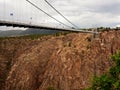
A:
[[86, 50, 120, 90], [0, 31, 72, 40]]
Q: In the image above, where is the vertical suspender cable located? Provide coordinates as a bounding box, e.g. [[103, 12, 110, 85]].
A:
[[19, 0, 21, 23], [3, 0, 6, 21]]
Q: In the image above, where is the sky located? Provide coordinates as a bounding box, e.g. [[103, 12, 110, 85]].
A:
[[0, 0, 120, 30]]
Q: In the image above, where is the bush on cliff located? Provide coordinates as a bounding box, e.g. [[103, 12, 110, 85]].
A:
[[86, 50, 120, 90]]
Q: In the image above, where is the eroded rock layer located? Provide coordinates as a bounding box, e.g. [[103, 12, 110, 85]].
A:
[[0, 30, 120, 90]]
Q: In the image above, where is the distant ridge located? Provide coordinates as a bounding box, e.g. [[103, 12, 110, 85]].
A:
[[0, 30, 23, 37], [0, 30, 2, 33], [0, 28, 61, 37]]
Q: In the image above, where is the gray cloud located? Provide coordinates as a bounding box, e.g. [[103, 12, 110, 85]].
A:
[[87, 2, 120, 15], [0, 0, 120, 30]]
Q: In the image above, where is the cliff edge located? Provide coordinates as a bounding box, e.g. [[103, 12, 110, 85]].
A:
[[0, 30, 120, 90]]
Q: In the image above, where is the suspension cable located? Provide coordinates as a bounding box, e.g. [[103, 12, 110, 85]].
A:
[[44, 0, 79, 29], [26, 0, 72, 28]]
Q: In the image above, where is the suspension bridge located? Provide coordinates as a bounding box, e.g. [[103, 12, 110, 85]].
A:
[[0, 0, 97, 33]]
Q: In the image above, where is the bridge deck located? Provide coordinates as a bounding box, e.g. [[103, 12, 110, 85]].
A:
[[0, 20, 97, 33]]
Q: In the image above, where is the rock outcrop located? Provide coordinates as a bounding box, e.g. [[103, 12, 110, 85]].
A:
[[0, 30, 120, 90]]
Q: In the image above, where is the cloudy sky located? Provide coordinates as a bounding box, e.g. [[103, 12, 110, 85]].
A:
[[0, 0, 120, 30]]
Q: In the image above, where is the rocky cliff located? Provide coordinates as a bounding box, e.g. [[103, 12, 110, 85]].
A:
[[0, 30, 120, 90]]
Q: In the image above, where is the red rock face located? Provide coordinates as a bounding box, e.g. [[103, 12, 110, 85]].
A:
[[0, 30, 120, 90]]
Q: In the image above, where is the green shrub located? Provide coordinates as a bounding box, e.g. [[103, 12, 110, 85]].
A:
[[46, 86, 56, 90], [86, 50, 120, 90]]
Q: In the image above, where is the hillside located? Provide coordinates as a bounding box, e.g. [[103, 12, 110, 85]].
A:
[[20, 28, 60, 35], [0, 30, 120, 90], [0, 30, 23, 37], [0, 28, 61, 37]]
